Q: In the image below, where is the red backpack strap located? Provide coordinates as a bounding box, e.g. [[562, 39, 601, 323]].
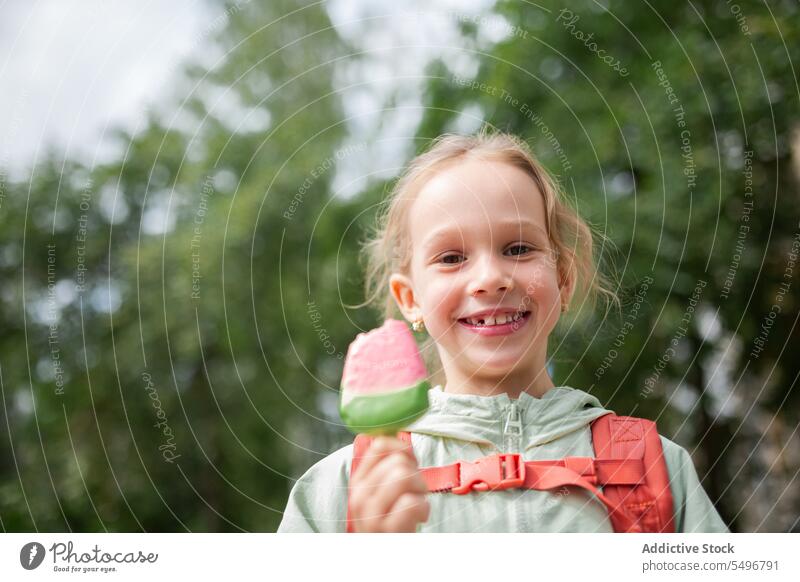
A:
[[346, 432, 412, 533], [591, 413, 675, 532]]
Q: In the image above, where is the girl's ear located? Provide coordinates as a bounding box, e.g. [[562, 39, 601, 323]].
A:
[[389, 273, 420, 322], [559, 258, 577, 309]]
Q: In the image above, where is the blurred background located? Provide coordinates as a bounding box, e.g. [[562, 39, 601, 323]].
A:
[[1, 0, 799, 532]]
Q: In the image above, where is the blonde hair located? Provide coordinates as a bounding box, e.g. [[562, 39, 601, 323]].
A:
[[355, 127, 619, 379]]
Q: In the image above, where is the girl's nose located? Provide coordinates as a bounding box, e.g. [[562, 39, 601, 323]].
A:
[[467, 256, 514, 296]]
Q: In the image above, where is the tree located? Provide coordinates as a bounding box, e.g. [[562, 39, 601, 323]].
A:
[[0, 0, 362, 532]]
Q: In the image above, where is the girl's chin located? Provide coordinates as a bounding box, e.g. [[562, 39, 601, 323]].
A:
[[461, 349, 531, 373]]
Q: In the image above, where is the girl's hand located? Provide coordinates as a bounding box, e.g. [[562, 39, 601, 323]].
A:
[[349, 436, 430, 532]]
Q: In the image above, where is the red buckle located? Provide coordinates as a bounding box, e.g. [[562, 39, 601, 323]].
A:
[[452, 454, 525, 494]]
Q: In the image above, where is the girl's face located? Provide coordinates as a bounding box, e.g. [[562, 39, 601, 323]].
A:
[[390, 158, 573, 383]]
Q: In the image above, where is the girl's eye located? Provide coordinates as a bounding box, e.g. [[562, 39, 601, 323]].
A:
[[505, 244, 533, 256], [440, 253, 465, 265]]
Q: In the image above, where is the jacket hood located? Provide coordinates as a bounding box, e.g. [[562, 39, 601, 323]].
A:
[[406, 384, 613, 452]]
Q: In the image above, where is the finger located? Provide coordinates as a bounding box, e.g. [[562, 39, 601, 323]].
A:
[[350, 451, 421, 513], [356, 451, 426, 498], [352, 436, 415, 481], [383, 492, 430, 533], [357, 456, 427, 520]]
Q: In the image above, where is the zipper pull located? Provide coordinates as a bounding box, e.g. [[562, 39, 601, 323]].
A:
[[503, 401, 523, 452]]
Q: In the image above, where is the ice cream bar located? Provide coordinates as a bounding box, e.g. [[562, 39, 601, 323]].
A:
[[339, 319, 430, 435]]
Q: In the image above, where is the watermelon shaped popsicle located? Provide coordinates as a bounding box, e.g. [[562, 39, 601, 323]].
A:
[[339, 319, 430, 435]]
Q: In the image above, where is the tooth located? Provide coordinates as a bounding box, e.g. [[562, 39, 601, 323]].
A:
[[466, 315, 527, 326]]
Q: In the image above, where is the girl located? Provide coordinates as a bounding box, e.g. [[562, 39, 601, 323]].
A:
[[278, 128, 729, 533]]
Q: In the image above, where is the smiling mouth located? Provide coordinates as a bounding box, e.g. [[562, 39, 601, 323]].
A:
[[457, 310, 530, 327]]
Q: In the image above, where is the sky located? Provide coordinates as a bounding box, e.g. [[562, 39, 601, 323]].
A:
[[0, 0, 498, 188], [0, 0, 214, 180]]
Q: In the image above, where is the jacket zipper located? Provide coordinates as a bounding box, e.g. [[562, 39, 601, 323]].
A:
[[503, 401, 523, 453], [503, 401, 526, 532]]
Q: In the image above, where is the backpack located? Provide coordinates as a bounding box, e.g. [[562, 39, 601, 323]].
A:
[[346, 412, 674, 533]]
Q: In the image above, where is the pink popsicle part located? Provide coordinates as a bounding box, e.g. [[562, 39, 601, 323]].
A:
[[341, 319, 427, 396]]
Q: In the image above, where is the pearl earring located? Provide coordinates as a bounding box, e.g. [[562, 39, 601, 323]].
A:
[[412, 317, 426, 333]]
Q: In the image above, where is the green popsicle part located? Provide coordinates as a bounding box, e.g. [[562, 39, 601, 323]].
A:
[[340, 378, 430, 435]]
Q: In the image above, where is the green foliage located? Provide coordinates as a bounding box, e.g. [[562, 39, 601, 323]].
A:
[[0, 0, 360, 532]]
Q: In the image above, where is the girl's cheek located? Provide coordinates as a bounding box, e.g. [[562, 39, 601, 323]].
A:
[[422, 278, 462, 328], [522, 271, 562, 315], [425, 273, 462, 301], [522, 264, 558, 294]]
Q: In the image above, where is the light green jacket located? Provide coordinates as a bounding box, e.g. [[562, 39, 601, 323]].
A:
[[278, 385, 729, 532]]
